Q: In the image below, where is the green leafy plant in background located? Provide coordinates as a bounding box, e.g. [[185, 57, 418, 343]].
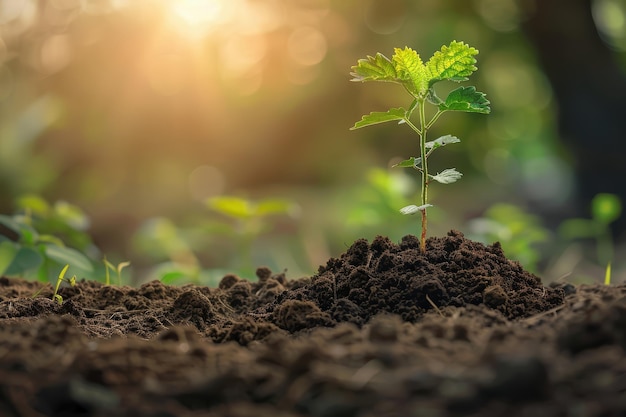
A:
[[345, 168, 414, 229], [133, 195, 297, 285], [0, 195, 94, 281], [351, 41, 490, 252], [467, 203, 550, 272], [559, 193, 622, 272], [132, 216, 204, 285], [206, 196, 296, 277]]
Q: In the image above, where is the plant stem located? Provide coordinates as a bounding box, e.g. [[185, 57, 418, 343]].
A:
[[418, 98, 428, 253]]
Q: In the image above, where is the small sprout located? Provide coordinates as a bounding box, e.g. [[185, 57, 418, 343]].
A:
[[351, 41, 490, 252], [53, 264, 76, 305], [103, 255, 131, 286]]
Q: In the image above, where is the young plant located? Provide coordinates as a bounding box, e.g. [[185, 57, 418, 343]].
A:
[[351, 41, 490, 252], [103, 256, 131, 286], [52, 264, 76, 305]]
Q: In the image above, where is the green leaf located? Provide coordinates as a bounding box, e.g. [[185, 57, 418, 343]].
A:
[[392, 157, 421, 169], [160, 270, 189, 285], [351, 108, 406, 130], [439, 86, 491, 114], [4, 247, 43, 276], [425, 135, 461, 151], [44, 245, 94, 272], [426, 41, 478, 86], [0, 214, 39, 244], [350, 52, 398, 82], [255, 199, 294, 217], [400, 204, 433, 215], [16, 194, 50, 217], [0, 241, 18, 276], [38, 234, 66, 247], [430, 168, 463, 184], [206, 196, 253, 219], [591, 193, 622, 225], [53, 200, 90, 230], [392, 47, 428, 95]]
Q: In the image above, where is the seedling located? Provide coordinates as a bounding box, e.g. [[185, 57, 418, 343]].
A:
[[52, 264, 76, 305], [103, 256, 131, 286], [351, 41, 490, 252]]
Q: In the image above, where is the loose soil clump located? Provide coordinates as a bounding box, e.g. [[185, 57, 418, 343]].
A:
[[0, 231, 625, 417]]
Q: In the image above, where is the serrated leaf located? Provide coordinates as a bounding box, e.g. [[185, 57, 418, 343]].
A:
[[392, 47, 428, 95], [430, 168, 463, 184], [400, 204, 433, 215], [439, 86, 491, 114], [426, 41, 478, 86], [425, 135, 461, 150], [392, 157, 421, 169], [351, 108, 406, 130], [350, 52, 398, 82]]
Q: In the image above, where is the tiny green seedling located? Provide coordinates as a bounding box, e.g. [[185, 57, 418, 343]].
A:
[[52, 264, 76, 305], [351, 41, 490, 252], [103, 256, 131, 286]]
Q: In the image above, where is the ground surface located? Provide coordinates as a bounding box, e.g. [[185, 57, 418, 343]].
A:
[[1, 231, 625, 417]]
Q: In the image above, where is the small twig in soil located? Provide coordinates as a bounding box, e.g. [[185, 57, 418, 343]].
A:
[[425, 294, 443, 317]]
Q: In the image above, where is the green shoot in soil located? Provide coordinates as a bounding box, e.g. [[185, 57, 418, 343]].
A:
[[350, 41, 490, 252], [52, 264, 76, 305], [103, 256, 131, 286]]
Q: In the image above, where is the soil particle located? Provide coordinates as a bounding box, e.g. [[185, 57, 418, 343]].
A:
[[0, 231, 624, 416]]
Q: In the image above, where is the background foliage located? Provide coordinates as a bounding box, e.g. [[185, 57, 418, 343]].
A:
[[0, 0, 625, 284]]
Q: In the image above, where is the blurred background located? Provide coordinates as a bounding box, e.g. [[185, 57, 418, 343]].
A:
[[1, 0, 625, 285]]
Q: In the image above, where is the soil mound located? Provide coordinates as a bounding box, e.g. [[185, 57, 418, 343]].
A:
[[261, 231, 564, 331]]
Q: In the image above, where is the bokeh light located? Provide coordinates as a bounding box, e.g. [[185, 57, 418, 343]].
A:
[[593, 0, 626, 50]]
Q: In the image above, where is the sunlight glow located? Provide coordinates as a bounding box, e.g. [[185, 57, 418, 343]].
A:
[[168, 0, 236, 38]]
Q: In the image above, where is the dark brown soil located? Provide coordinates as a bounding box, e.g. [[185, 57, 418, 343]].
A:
[[1, 231, 625, 416]]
